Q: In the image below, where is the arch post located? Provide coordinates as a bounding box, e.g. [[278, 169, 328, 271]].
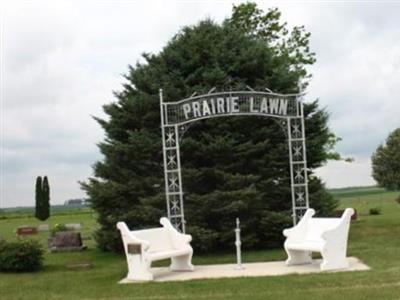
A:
[[287, 99, 309, 224], [160, 89, 186, 232]]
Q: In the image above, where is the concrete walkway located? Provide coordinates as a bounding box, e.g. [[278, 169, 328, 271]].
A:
[[119, 257, 369, 283]]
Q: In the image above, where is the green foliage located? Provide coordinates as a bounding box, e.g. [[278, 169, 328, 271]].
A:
[[82, 3, 339, 253], [369, 207, 382, 215], [372, 128, 400, 191], [229, 3, 315, 84], [35, 176, 43, 220], [0, 239, 44, 272], [186, 226, 220, 252], [1, 190, 400, 299], [35, 176, 50, 221], [50, 223, 69, 237], [309, 177, 339, 216], [41, 176, 50, 220]]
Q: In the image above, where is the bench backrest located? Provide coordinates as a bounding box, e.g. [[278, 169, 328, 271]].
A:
[[304, 218, 341, 241], [131, 228, 174, 252]]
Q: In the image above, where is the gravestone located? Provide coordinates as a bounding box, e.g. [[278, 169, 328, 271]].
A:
[[49, 232, 87, 252], [65, 223, 83, 230], [17, 226, 38, 236], [38, 224, 50, 232]]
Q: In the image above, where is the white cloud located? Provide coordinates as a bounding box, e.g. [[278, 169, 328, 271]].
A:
[[315, 157, 376, 189], [306, 7, 400, 159], [1, 1, 399, 207]]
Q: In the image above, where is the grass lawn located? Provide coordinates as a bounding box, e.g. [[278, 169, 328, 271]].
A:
[[0, 188, 399, 300]]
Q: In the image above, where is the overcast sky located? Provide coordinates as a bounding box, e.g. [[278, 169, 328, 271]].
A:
[[1, 1, 399, 208]]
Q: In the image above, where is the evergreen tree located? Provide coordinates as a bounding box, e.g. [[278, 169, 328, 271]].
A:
[[34, 176, 43, 220], [35, 176, 50, 221], [82, 3, 339, 252], [41, 176, 50, 220], [372, 128, 400, 191]]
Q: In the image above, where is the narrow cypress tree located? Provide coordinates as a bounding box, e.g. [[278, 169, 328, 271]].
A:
[[41, 176, 50, 220], [34, 176, 42, 220]]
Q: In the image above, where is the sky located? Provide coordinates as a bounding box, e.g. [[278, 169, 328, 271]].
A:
[[1, 1, 399, 208]]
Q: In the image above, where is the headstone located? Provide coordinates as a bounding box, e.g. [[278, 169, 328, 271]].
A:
[[37, 224, 50, 232], [49, 231, 87, 252], [65, 223, 83, 230], [17, 226, 38, 236]]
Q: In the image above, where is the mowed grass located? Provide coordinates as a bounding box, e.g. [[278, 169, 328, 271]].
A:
[[0, 189, 399, 300], [329, 186, 393, 198]]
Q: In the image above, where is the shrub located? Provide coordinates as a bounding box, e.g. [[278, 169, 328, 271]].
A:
[[0, 209, 6, 220], [187, 226, 219, 253], [0, 240, 44, 272], [369, 207, 382, 215]]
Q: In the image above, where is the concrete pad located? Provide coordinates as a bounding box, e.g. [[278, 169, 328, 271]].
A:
[[119, 256, 369, 283]]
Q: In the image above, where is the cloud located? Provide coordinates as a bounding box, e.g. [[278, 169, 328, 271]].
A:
[[315, 157, 376, 189], [2, 1, 399, 207], [1, 0, 234, 207], [298, 2, 400, 160]]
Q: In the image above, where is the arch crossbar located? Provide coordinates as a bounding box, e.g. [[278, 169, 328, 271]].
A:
[[159, 89, 309, 232]]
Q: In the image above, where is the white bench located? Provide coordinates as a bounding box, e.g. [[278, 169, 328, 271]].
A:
[[117, 217, 194, 281], [283, 208, 354, 271]]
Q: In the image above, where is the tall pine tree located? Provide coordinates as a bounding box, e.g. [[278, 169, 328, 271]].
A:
[[41, 176, 50, 220], [34, 176, 43, 220], [372, 128, 400, 191], [35, 176, 50, 221], [82, 3, 339, 252]]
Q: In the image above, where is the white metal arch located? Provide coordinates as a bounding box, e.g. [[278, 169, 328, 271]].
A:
[[159, 88, 309, 232]]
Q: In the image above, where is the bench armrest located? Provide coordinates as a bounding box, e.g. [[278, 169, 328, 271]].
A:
[[180, 233, 192, 243], [283, 227, 296, 237], [321, 208, 354, 242], [160, 217, 193, 248], [283, 209, 316, 238]]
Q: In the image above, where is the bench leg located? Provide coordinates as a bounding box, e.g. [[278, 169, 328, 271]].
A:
[[126, 255, 154, 281], [320, 248, 349, 271], [170, 252, 194, 271], [285, 249, 312, 266]]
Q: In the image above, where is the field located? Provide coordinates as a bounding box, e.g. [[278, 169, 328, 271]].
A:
[[0, 187, 399, 300]]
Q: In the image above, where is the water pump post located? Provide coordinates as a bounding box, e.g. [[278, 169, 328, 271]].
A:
[[234, 218, 244, 270]]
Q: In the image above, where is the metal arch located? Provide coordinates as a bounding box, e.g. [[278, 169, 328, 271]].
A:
[[160, 88, 309, 232], [287, 94, 310, 224], [178, 123, 194, 139], [165, 90, 304, 105]]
